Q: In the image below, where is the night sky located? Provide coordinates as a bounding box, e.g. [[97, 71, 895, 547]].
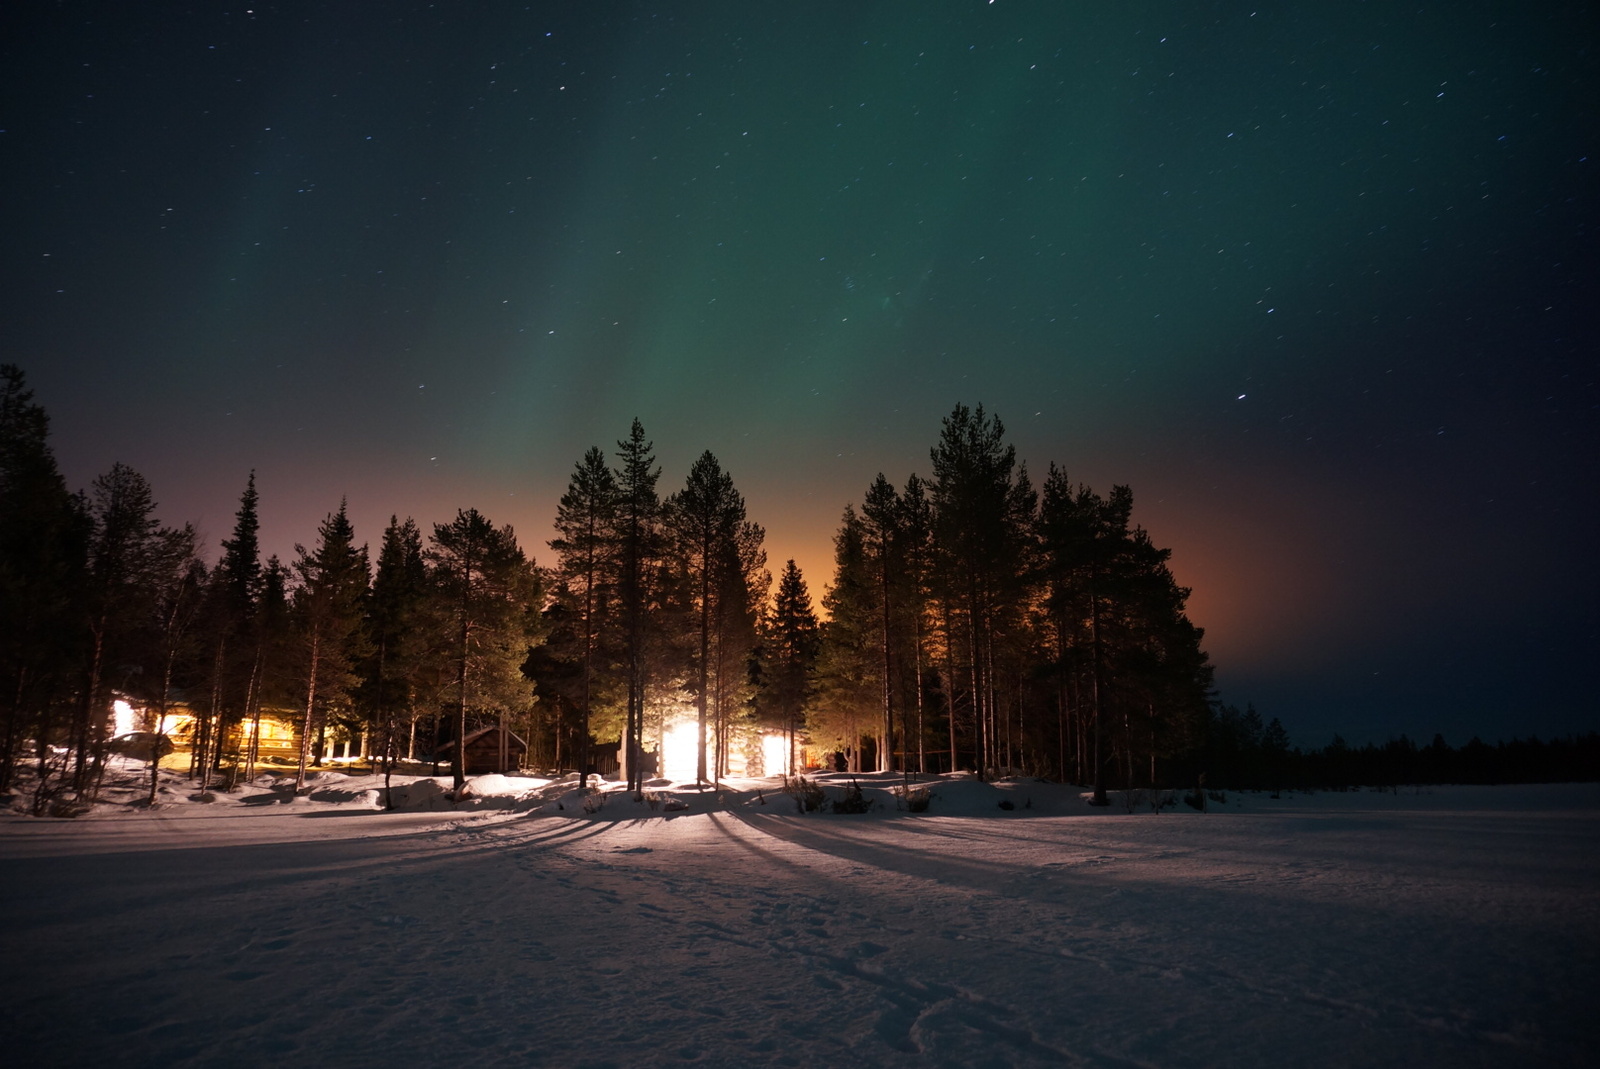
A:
[[5, 2, 1595, 748]]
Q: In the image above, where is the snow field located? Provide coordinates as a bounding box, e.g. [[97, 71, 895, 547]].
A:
[[1, 768, 1595, 1067]]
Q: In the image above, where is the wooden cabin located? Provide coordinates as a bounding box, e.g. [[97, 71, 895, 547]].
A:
[[439, 726, 528, 775]]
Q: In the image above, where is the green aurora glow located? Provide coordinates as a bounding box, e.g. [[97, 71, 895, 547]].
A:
[[4, 1, 1594, 744]]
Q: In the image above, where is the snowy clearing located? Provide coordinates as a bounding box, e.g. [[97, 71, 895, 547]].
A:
[[2, 766, 1596, 1068]]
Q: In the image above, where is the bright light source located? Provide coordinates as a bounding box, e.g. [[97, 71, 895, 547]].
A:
[[112, 699, 136, 736], [660, 719, 700, 782], [762, 732, 790, 778]]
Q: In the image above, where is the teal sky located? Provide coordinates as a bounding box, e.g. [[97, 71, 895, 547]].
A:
[[5, 1, 1595, 746]]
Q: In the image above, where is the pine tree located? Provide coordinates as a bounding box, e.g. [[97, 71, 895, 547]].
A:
[[75, 463, 168, 792], [550, 447, 620, 787], [859, 474, 900, 772], [816, 506, 880, 771], [0, 365, 88, 794], [928, 403, 1031, 779], [291, 502, 370, 792], [709, 519, 767, 778], [1039, 470, 1211, 790], [897, 475, 935, 774], [613, 420, 662, 792], [427, 509, 538, 791], [126, 524, 204, 805], [666, 451, 751, 786]]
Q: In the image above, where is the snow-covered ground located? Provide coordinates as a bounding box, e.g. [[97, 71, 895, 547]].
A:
[[2, 765, 1595, 1068]]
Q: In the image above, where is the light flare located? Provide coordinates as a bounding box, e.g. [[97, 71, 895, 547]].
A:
[[660, 718, 700, 782], [761, 732, 790, 777]]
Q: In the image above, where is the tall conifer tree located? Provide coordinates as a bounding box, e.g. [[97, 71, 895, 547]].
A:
[[291, 502, 370, 791], [0, 365, 87, 794], [131, 524, 204, 805], [898, 475, 935, 774], [427, 509, 538, 791], [929, 403, 1025, 779], [667, 451, 749, 786], [363, 517, 429, 796], [550, 448, 619, 787], [613, 421, 661, 792], [761, 560, 819, 776], [76, 463, 166, 791], [194, 475, 263, 785], [860, 474, 901, 772], [816, 506, 879, 771]]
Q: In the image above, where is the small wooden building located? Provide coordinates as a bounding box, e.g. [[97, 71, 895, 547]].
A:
[[439, 726, 528, 775]]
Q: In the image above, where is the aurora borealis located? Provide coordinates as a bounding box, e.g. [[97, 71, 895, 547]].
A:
[[4, 2, 1594, 746]]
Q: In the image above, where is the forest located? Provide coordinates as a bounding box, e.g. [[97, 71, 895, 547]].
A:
[[2, 364, 1590, 813]]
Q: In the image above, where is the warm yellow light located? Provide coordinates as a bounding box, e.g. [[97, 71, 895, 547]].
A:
[[761, 732, 790, 778], [661, 719, 700, 782], [112, 699, 136, 736]]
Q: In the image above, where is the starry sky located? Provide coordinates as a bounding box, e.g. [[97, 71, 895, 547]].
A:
[[5, 2, 1595, 748]]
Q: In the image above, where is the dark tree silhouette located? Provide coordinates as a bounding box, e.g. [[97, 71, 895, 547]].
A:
[[291, 502, 370, 792], [427, 508, 538, 791], [613, 421, 662, 792]]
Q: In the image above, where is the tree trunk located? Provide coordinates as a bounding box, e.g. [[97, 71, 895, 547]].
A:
[[73, 624, 106, 792], [294, 634, 320, 792]]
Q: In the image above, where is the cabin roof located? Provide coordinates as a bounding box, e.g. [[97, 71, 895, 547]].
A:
[[437, 725, 529, 752]]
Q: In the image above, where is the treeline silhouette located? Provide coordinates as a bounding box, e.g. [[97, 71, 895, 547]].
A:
[[1187, 703, 1600, 790], [4, 362, 1593, 810]]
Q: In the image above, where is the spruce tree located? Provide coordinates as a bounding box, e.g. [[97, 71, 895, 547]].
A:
[[194, 475, 264, 786], [760, 560, 820, 776], [291, 502, 370, 791], [243, 555, 294, 780], [363, 517, 430, 798]]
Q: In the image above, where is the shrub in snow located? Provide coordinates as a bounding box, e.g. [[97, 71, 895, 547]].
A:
[[831, 781, 872, 814], [904, 788, 931, 813], [784, 776, 826, 813]]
